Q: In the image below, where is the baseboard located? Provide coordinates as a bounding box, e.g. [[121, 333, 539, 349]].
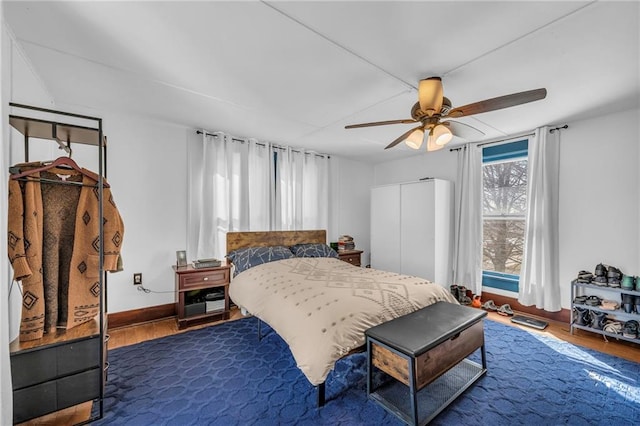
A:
[[108, 303, 176, 330], [481, 291, 571, 324]]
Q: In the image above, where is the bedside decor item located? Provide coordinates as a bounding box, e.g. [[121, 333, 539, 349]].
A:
[[176, 250, 187, 267], [193, 258, 222, 269], [337, 235, 355, 251]]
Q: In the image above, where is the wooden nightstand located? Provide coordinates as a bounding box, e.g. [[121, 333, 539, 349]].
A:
[[173, 263, 231, 329], [338, 249, 363, 267]]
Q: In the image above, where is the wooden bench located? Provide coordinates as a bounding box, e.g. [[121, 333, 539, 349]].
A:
[[365, 301, 487, 425]]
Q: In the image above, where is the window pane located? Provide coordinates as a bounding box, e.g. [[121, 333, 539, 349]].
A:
[[482, 218, 525, 275], [483, 160, 527, 216]]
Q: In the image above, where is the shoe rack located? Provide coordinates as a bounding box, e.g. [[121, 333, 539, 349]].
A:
[[570, 280, 640, 344]]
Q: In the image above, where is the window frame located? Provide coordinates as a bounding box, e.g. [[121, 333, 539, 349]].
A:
[[481, 139, 529, 293]]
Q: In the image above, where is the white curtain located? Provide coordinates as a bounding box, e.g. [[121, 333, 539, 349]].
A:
[[273, 147, 303, 230], [188, 132, 272, 260], [273, 147, 329, 231], [301, 151, 329, 230], [453, 144, 483, 295], [187, 133, 329, 259], [519, 126, 561, 311]]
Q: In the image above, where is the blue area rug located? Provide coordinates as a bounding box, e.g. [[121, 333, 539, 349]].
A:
[[96, 317, 639, 425]]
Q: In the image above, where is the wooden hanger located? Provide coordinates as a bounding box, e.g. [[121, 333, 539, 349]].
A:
[[10, 156, 109, 187]]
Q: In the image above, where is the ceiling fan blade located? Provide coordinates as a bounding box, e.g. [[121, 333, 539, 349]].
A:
[[418, 77, 443, 116], [442, 120, 485, 140], [384, 126, 422, 150], [345, 119, 416, 129], [446, 88, 547, 118]]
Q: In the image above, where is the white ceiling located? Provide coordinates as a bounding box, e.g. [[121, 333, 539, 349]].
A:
[[4, 1, 639, 164]]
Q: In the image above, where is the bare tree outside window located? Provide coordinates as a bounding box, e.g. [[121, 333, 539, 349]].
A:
[[482, 159, 527, 275]]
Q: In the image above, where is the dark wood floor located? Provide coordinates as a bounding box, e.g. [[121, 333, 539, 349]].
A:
[[20, 307, 639, 425]]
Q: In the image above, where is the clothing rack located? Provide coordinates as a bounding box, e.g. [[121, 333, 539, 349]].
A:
[[9, 102, 108, 176], [7, 103, 108, 424]]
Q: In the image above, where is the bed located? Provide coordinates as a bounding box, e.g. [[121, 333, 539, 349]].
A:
[[226, 230, 458, 405]]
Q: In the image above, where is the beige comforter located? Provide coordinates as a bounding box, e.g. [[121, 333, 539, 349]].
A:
[[229, 257, 458, 385]]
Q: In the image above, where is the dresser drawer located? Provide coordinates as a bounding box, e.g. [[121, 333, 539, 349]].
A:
[[13, 367, 101, 425], [11, 337, 100, 389], [181, 269, 229, 289]]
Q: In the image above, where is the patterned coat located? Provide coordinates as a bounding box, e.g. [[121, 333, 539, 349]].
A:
[[8, 166, 124, 341]]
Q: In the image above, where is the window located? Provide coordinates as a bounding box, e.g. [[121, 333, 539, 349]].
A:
[[482, 139, 528, 292], [187, 132, 330, 260]]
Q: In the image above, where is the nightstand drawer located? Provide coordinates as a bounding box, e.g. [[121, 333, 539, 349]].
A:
[[182, 269, 229, 289], [340, 254, 361, 266], [338, 250, 362, 267]]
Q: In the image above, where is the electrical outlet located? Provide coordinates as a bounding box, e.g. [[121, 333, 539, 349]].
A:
[[133, 273, 142, 285]]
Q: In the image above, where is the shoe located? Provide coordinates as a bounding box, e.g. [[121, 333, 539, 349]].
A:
[[603, 320, 623, 334], [594, 263, 608, 277], [497, 304, 514, 316], [622, 293, 634, 313], [450, 284, 458, 299], [599, 299, 619, 311], [635, 296, 640, 314], [607, 266, 622, 280], [589, 311, 608, 330], [584, 295, 602, 306], [621, 275, 635, 290], [482, 300, 498, 311], [573, 306, 591, 326], [592, 276, 608, 286], [573, 295, 587, 305], [471, 295, 482, 308], [608, 279, 621, 288], [622, 320, 639, 339], [457, 286, 472, 305], [576, 270, 593, 283]]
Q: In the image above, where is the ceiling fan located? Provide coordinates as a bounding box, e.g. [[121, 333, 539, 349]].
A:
[[345, 77, 547, 151]]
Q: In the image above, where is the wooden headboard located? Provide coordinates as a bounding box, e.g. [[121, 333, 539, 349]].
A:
[[226, 230, 326, 255]]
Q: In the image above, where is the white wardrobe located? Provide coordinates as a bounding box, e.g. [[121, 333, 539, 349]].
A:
[[370, 178, 454, 288]]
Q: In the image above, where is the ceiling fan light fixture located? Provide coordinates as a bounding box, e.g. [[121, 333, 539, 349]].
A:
[[418, 77, 443, 116], [432, 124, 453, 146], [426, 134, 444, 152], [405, 128, 424, 149]]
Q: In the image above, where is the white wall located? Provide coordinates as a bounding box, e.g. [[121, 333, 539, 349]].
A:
[[329, 157, 374, 266], [373, 147, 457, 186], [97, 113, 190, 312], [558, 108, 639, 308], [372, 108, 640, 310]]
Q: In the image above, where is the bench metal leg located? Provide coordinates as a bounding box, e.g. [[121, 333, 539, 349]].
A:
[[258, 318, 271, 341], [409, 357, 418, 426], [317, 382, 325, 407], [366, 339, 373, 396]]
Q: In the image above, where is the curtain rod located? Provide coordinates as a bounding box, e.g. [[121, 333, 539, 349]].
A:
[[449, 124, 568, 151], [195, 130, 330, 158], [549, 124, 568, 133]]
